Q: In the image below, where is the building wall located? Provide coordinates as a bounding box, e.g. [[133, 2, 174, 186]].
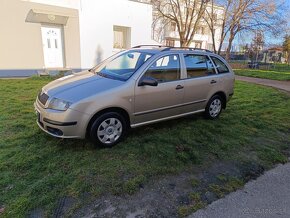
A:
[[78, 0, 153, 69], [24, 0, 154, 69], [0, 0, 154, 76], [0, 0, 81, 76], [22, 0, 81, 9]]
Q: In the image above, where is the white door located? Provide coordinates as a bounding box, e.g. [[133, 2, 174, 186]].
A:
[[41, 26, 64, 68]]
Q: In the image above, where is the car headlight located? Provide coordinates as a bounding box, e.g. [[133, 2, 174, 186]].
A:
[[48, 98, 72, 111]]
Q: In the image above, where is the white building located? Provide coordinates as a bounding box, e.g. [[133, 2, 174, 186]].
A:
[[0, 0, 154, 77]]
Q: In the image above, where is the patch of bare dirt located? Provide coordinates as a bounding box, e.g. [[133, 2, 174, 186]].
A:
[[69, 161, 264, 218]]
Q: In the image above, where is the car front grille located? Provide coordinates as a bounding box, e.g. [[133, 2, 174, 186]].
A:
[[38, 91, 49, 106]]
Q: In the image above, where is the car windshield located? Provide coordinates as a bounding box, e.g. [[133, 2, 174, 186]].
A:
[[94, 51, 153, 81]]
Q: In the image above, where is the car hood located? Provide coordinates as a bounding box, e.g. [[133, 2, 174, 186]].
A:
[[43, 71, 125, 102]]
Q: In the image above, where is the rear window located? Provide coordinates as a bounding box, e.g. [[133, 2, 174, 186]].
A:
[[211, 57, 229, 74]]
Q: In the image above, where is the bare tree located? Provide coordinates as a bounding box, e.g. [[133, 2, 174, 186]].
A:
[[203, 0, 231, 54], [152, 0, 210, 47], [251, 31, 265, 62], [283, 34, 290, 65], [205, 0, 287, 59]]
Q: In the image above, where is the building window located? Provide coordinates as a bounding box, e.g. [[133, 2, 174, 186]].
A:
[[165, 39, 175, 47], [196, 27, 206, 35], [194, 41, 202, 49], [47, 39, 51, 48], [113, 26, 131, 49], [170, 22, 177, 32], [207, 43, 214, 51], [213, 13, 218, 22]]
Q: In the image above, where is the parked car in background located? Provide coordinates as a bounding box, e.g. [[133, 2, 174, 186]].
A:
[[35, 46, 235, 147]]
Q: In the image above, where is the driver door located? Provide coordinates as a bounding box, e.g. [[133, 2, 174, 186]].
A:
[[133, 54, 185, 125]]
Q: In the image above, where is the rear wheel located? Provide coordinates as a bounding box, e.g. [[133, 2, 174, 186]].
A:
[[205, 95, 223, 119], [89, 112, 127, 148]]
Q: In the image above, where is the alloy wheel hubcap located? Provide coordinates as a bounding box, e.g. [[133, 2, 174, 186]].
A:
[[209, 99, 222, 117], [97, 118, 122, 144]]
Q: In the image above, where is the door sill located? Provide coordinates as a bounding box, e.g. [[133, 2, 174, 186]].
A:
[[131, 109, 205, 128]]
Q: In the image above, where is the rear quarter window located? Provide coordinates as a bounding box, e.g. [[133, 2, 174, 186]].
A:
[[211, 57, 229, 74]]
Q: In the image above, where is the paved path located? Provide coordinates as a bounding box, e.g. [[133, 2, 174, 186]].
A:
[[0, 77, 28, 79], [189, 163, 290, 218], [236, 76, 290, 92]]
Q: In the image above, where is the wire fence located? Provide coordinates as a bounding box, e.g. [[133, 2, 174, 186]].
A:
[[228, 60, 290, 71], [225, 52, 290, 71]]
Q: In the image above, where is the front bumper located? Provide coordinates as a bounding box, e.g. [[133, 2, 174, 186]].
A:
[[34, 100, 90, 139]]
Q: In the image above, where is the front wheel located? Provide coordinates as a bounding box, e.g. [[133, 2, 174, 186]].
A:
[[204, 95, 223, 119], [89, 112, 127, 148]]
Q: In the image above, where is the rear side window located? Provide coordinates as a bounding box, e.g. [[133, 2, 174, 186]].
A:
[[211, 57, 229, 74], [144, 55, 180, 83], [184, 54, 216, 78]]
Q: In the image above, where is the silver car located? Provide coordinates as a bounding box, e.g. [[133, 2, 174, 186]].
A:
[[35, 46, 235, 147]]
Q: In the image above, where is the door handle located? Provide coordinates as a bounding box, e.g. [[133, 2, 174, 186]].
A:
[[210, 80, 217, 84], [176, 85, 184, 90]]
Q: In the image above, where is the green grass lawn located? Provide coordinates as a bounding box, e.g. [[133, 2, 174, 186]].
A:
[[234, 69, 290, 81], [271, 63, 290, 72], [1, 78, 290, 217]]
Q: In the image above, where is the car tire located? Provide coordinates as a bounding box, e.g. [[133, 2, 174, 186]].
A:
[[204, 95, 223, 119], [89, 112, 127, 148]]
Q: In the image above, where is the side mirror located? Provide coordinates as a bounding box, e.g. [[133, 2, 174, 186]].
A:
[[138, 76, 158, 87], [127, 53, 134, 59]]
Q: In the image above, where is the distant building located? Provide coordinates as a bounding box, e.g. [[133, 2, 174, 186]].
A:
[[0, 0, 154, 77], [262, 47, 286, 63]]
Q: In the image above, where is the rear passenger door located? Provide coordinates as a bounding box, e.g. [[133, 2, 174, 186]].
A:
[[134, 54, 185, 125], [180, 53, 218, 113]]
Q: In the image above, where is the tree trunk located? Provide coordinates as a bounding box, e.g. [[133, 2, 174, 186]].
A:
[[226, 35, 234, 61], [179, 32, 187, 47], [180, 40, 187, 47], [225, 44, 231, 61]]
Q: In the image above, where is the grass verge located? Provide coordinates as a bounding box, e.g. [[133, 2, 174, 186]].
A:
[[234, 69, 290, 81]]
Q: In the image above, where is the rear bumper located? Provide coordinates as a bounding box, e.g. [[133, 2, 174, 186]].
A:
[[34, 100, 90, 139]]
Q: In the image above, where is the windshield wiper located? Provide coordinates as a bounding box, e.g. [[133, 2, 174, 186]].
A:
[[88, 68, 95, 73], [96, 72, 111, 78], [96, 72, 125, 81]]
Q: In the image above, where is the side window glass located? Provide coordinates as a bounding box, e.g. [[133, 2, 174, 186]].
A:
[[211, 57, 229, 74], [144, 55, 180, 82], [207, 58, 216, 74], [184, 54, 216, 78]]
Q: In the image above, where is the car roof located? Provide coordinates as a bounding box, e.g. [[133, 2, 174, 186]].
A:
[[129, 45, 214, 55]]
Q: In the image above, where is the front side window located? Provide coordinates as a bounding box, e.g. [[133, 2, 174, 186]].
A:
[[144, 55, 180, 83], [95, 51, 152, 81], [184, 54, 216, 78], [211, 57, 229, 74]]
